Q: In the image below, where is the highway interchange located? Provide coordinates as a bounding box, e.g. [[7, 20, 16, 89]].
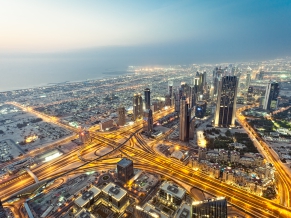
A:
[[1, 105, 291, 218]]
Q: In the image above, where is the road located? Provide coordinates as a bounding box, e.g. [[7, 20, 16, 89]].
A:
[[236, 105, 291, 208], [1, 105, 291, 217]]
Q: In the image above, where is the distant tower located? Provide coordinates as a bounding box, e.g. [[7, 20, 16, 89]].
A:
[[214, 76, 238, 127], [143, 109, 153, 136], [179, 96, 189, 142], [263, 81, 280, 110], [117, 107, 126, 126], [117, 158, 134, 183], [245, 67, 252, 90], [133, 93, 143, 120], [144, 88, 151, 110], [174, 92, 180, 112]]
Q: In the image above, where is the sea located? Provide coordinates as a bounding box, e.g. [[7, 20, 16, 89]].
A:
[[0, 56, 129, 92]]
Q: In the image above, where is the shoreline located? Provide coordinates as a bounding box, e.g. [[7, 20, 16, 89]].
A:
[[0, 70, 135, 93]]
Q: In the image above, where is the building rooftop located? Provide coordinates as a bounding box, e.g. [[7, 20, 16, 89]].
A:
[[175, 202, 191, 218], [75, 208, 96, 218], [74, 186, 101, 208], [160, 181, 186, 199], [117, 158, 133, 168], [143, 203, 169, 218], [102, 183, 127, 201]]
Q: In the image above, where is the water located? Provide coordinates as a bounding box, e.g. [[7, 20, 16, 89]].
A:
[[0, 56, 128, 92]]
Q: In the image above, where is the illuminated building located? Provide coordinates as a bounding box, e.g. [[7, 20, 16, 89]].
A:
[[179, 96, 189, 142], [158, 181, 186, 207], [143, 109, 153, 136], [117, 107, 126, 126], [74, 186, 101, 208], [102, 183, 129, 212], [79, 129, 90, 144], [0, 200, 7, 218], [75, 209, 95, 218], [214, 76, 238, 127], [195, 101, 207, 118], [169, 81, 174, 106], [263, 81, 280, 110], [144, 88, 151, 110], [192, 197, 227, 218], [133, 93, 143, 120], [117, 158, 134, 183]]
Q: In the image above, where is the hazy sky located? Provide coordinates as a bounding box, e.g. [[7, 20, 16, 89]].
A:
[[1, 0, 291, 63]]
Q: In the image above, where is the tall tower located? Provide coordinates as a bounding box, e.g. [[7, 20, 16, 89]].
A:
[[245, 67, 252, 90], [133, 93, 143, 120], [263, 81, 280, 110], [168, 81, 173, 106], [179, 96, 189, 142], [214, 76, 238, 127], [143, 109, 153, 136], [117, 107, 126, 126], [144, 88, 151, 110]]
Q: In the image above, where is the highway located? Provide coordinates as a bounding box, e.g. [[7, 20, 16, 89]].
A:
[[236, 105, 291, 208], [1, 105, 291, 217]]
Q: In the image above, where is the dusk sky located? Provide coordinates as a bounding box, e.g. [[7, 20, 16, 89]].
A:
[[1, 0, 291, 63]]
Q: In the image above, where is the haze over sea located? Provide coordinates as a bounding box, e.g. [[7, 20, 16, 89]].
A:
[[0, 55, 128, 92]]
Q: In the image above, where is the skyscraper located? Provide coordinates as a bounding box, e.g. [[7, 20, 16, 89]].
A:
[[192, 197, 227, 218], [117, 158, 134, 183], [214, 76, 238, 127], [144, 88, 151, 110], [179, 96, 189, 142], [143, 109, 153, 136], [263, 81, 280, 110], [245, 67, 251, 90], [117, 106, 126, 126], [133, 93, 143, 121]]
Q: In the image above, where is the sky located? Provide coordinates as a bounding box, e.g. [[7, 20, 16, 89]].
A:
[[1, 0, 291, 64]]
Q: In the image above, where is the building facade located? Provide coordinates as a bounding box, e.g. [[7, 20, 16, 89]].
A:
[[117, 158, 134, 183], [263, 81, 280, 110], [214, 76, 238, 127]]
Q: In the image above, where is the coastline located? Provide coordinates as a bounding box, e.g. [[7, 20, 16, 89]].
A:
[[0, 70, 134, 93]]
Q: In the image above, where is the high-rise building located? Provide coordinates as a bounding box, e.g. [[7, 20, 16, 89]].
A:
[[117, 158, 134, 183], [79, 129, 91, 144], [143, 109, 153, 136], [174, 92, 180, 112], [195, 101, 207, 118], [179, 96, 189, 142], [192, 197, 227, 218], [246, 68, 251, 90], [133, 93, 143, 120], [117, 107, 126, 126], [189, 118, 195, 140], [263, 81, 280, 110], [214, 76, 238, 127], [144, 88, 151, 110]]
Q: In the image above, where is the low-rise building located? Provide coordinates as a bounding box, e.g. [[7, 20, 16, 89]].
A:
[[102, 183, 129, 212], [74, 186, 101, 209], [158, 181, 186, 207]]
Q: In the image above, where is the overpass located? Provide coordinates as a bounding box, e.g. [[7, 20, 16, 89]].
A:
[[26, 168, 39, 183]]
